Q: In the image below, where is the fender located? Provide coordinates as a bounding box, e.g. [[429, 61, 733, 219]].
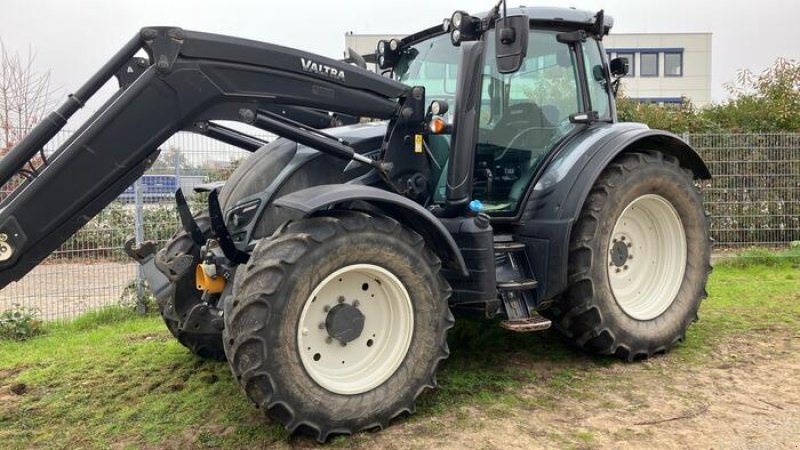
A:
[[517, 123, 711, 300], [273, 184, 469, 278]]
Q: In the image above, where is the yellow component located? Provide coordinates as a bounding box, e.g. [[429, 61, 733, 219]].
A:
[[196, 264, 226, 294], [414, 134, 423, 153]]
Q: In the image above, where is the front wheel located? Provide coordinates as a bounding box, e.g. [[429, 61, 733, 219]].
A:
[[154, 214, 226, 360], [223, 212, 453, 441], [548, 151, 711, 361]]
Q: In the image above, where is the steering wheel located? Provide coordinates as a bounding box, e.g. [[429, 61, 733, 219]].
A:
[[494, 126, 548, 161]]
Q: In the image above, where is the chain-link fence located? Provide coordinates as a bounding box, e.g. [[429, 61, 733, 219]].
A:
[[1, 129, 798, 320]]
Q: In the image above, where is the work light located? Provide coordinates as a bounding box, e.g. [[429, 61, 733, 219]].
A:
[[376, 39, 400, 69], [448, 10, 479, 46]]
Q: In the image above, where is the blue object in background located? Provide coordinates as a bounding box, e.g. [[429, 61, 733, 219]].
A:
[[118, 175, 179, 203]]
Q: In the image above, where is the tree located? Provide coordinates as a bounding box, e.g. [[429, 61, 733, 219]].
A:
[[0, 38, 56, 154], [703, 57, 800, 132]]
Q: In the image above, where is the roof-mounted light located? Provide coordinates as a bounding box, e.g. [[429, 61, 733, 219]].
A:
[[376, 39, 401, 70], [448, 10, 480, 46]]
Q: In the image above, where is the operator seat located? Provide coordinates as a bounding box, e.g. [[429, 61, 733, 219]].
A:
[[500, 102, 557, 204]]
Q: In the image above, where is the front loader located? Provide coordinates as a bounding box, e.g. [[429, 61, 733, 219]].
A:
[[0, 1, 711, 441]]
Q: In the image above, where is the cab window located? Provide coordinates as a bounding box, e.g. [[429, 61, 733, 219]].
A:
[[473, 29, 583, 215]]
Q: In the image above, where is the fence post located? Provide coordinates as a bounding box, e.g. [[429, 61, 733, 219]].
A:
[[133, 177, 146, 315], [682, 132, 691, 145]]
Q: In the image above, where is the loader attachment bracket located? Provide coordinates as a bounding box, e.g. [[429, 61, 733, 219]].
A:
[[141, 27, 184, 74], [114, 57, 149, 89], [175, 189, 206, 247], [208, 189, 250, 264]]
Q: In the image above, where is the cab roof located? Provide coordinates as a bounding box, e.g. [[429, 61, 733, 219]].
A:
[[400, 6, 613, 48], [506, 6, 614, 31]]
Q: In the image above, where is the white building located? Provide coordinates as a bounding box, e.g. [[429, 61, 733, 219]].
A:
[[604, 33, 712, 106], [344, 31, 712, 106]]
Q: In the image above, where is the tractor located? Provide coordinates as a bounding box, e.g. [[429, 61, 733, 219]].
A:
[[0, 1, 711, 441]]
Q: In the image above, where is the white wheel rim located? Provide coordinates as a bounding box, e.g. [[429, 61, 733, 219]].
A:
[[297, 264, 414, 395], [608, 194, 687, 320]]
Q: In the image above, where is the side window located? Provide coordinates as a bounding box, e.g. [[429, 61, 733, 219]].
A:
[[582, 41, 611, 119]]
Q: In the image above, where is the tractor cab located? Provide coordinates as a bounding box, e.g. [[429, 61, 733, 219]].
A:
[[387, 7, 616, 216]]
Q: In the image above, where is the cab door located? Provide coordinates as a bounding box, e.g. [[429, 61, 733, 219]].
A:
[[471, 29, 588, 216]]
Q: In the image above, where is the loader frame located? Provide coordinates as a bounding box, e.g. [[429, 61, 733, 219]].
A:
[[0, 27, 435, 287]]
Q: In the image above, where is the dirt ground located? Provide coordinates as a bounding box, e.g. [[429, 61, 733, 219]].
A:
[[353, 332, 800, 450], [0, 262, 136, 319]]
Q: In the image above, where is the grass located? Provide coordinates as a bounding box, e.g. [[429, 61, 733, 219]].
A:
[[1, 261, 798, 449], [714, 246, 800, 269]]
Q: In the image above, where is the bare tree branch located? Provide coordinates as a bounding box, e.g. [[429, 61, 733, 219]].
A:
[[0, 38, 57, 153]]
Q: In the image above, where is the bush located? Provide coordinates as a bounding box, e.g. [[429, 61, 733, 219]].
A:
[[618, 58, 800, 134], [0, 305, 43, 341]]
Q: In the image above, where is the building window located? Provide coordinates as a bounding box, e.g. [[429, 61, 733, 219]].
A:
[[640, 52, 658, 77], [664, 52, 683, 77], [615, 52, 635, 78]]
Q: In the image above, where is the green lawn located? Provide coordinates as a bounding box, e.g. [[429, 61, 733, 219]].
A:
[[1, 262, 798, 449]]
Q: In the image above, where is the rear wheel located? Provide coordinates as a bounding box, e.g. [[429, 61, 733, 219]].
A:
[[548, 151, 711, 361], [223, 212, 453, 441], [154, 214, 225, 360]]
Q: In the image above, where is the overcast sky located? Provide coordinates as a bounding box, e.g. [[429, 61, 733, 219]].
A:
[[1, 0, 796, 123]]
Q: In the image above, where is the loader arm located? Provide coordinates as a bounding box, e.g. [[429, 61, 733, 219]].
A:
[[0, 27, 427, 288]]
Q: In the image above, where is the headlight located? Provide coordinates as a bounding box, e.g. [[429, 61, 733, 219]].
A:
[[389, 39, 400, 52], [451, 29, 462, 45], [429, 100, 449, 115], [452, 11, 464, 28], [377, 40, 386, 55], [442, 18, 451, 32]]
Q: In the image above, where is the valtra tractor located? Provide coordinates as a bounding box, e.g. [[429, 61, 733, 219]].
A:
[[0, 1, 711, 441]]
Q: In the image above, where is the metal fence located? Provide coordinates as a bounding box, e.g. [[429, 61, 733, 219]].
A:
[[1, 130, 798, 320]]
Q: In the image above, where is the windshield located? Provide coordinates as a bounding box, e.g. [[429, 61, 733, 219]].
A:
[[395, 33, 459, 108], [394, 30, 587, 216]]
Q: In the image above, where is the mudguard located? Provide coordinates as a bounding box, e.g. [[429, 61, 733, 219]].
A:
[[219, 122, 387, 248], [273, 184, 469, 277], [516, 123, 711, 300]]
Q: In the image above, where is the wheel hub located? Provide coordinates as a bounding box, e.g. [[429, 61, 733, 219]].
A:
[[325, 303, 365, 344], [610, 239, 630, 267]]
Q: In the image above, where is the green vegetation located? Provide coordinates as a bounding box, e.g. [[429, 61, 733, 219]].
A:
[[1, 262, 797, 448], [618, 58, 800, 133], [715, 246, 800, 269], [0, 306, 43, 341]]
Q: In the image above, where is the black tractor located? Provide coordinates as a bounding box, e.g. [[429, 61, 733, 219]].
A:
[[0, 2, 711, 441]]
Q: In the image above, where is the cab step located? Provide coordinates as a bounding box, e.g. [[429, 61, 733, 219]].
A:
[[500, 315, 552, 333], [493, 241, 526, 252], [497, 278, 538, 291]]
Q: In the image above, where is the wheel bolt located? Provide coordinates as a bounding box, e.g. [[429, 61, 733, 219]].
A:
[[620, 236, 626, 241], [340, 341, 347, 347], [323, 305, 330, 312], [325, 336, 333, 344], [353, 300, 360, 307], [302, 328, 309, 336], [615, 268, 621, 273], [623, 265, 629, 270], [318, 322, 325, 330], [337, 296, 345, 304], [628, 255, 633, 260], [627, 242, 633, 248]]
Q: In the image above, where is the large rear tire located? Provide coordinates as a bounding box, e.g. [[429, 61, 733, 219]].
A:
[[547, 151, 711, 361], [223, 212, 453, 441], [154, 214, 225, 360]]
